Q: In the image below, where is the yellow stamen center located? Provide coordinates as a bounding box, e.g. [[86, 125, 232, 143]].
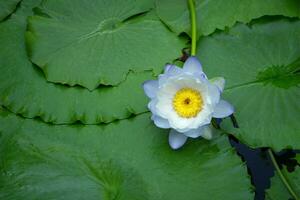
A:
[[172, 88, 203, 118]]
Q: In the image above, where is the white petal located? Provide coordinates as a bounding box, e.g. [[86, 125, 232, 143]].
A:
[[151, 115, 170, 129], [188, 105, 213, 129], [213, 100, 234, 118], [183, 127, 203, 138], [143, 80, 158, 99], [210, 77, 225, 92], [183, 56, 203, 74], [178, 75, 201, 88], [155, 95, 173, 119], [169, 129, 188, 149], [201, 126, 213, 140], [158, 80, 181, 97], [168, 112, 200, 132], [155, 81, 180, 119]]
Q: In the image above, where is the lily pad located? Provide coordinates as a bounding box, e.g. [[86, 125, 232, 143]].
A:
[[196, 19, 300, 150], [0, 108, 253, 200], [26, 0, 185, 90], [0, 0, 157, 124], [156, 0, 300, 36], [266, 156, 300, 200], [0, 0, 21, 21]]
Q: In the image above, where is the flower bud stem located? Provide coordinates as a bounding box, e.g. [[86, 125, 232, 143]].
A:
[[187, 0, 197, 56]]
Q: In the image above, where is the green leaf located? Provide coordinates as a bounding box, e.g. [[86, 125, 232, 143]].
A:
[[266, 156, 300, 200], [26, 0, 185, 90], [0, 0, 21, 21], [0, 0, 157, 124], [196, 19, 300, 150], [156, 0, 300, 36], [0, 108, 253, 200]]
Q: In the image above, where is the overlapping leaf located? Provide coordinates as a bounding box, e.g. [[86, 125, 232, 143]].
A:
[[196, 19, 300, 150], [26, 0, 185, 90], [0, 0, 161, 124], [266, 155, 300, 200], [0, 0, 21, 21], [0, 108, 253, 200], [156, 0, 300, 37]]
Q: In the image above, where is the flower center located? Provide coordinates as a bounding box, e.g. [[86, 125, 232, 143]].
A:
[[172, 88, 203, 118]]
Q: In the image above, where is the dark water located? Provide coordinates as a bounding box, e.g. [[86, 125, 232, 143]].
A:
[[230, 136, 299, 200]]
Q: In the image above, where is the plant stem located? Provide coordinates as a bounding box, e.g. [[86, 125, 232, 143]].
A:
[[268, 149, 299, 200], [187, 0, 197, 56]]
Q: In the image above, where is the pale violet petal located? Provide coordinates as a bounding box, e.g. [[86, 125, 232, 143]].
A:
[[143, 80, 158, 99], [207, 83, 221, 106], [213, 100, 234, 118], [183, 127, 204, 138], [147, 99, 158, 115], [210, 77, 225, 92], [159, 65, 182, 85], [201, 126, 213, 140], [194, 71, 208, 80], [169, 129, 188, 149], [164, 64, 173, 73], [151, 115, 170, 129], [164, 64, 183, 76], [183, 56, 203, 73], [158, 74, 168, 86]]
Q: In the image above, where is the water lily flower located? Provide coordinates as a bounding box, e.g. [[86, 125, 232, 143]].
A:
[[143, 56, 234, 149]]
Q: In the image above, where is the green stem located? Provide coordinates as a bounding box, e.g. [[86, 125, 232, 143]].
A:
[[187, 0, 197, 56], [268, 149, 299, 200]]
